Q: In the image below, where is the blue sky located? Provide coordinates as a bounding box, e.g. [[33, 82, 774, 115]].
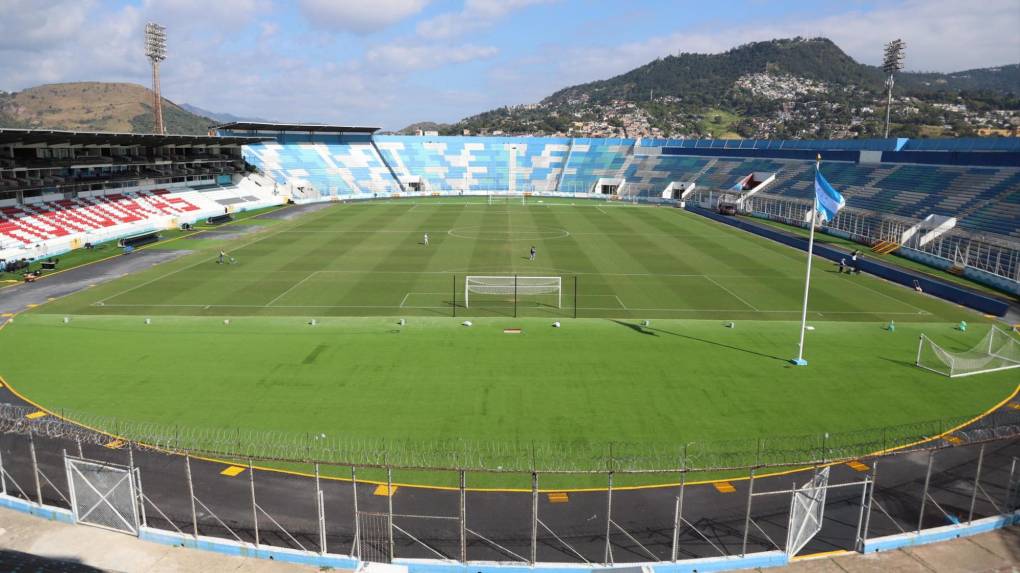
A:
[[1, 0, 1017, 130]]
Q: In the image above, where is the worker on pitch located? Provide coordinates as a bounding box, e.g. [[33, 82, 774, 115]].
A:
[[217, 250, 236, 265]]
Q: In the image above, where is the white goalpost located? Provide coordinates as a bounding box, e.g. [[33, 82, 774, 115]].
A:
[[487, 194, 526, 205], [465, 276, 561, 308], [916, 326, 1020, 378]]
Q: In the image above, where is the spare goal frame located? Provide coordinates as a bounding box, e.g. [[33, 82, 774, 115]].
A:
[[915, 326, 1020, 378]]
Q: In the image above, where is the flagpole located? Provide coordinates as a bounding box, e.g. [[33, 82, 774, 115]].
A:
[[793, 155, 821, 366]]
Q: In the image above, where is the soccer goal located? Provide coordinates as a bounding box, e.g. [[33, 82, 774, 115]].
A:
[[916, 326, 1020, 378], [487, 194, 526, 205], [465, 276, 561, 308]]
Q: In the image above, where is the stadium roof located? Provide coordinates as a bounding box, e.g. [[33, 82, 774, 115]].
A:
[[0, 128, 270, 147], [212, 122, 380, 134]]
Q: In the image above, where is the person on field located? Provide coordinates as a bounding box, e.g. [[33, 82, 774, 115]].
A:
[[529, 245, 536, 261], [217, 250, 226, 264], [423, 233, 429, 246], [839, 258, 846, 274]]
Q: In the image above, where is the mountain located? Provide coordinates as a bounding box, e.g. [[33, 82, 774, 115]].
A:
[[0, 82, 215, 134], [392, 121, 454, 135], [179, 103, 274, 125], [445, 38, 1020, 139]]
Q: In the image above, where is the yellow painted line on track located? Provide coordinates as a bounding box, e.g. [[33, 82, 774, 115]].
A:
[[547, 492, 569, 503], [220, 465, 246, 477], [374, 484, 397, 497], [846, 461, 869, 472], [791, 549, 854, 561], [26, 411, 47, 420], [713, 482, 736, 493], [105, 439, 125, 449]]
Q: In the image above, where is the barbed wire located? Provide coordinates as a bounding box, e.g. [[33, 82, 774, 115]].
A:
[[0, 403, 1017, 473]]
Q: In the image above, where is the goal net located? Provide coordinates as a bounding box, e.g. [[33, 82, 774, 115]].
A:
[[465, 276, 561, 308], [487, 194, 526, 205], [916, 326, 1020, 378]]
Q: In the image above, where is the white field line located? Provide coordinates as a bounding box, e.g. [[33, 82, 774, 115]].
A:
[[89, 303, 929, 315], [265, 271, 319, 307], [614, 295, 628, 310], [398, 293, 410, 308], [702, 275, 760, 312], [95, 218, 310, 305], [839, 274, 933, 315]]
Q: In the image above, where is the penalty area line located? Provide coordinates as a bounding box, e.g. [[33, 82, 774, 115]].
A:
[[702, 275, 759, 312], [265, 271, 319, 307]]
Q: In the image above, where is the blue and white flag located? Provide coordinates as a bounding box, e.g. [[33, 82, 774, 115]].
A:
[[814, 168, 845, 222]]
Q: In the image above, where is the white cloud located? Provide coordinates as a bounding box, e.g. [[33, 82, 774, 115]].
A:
[[0, 0, 1016, 131], [298, 0, 430, 35], [0, 0, 94, 50], [365, 43, 498, 72], [417, 0, 554, 39]]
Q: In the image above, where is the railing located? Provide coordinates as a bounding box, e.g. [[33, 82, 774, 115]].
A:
[[691, 190, 1020, 286], [0, 402, 1017, 567], [2, 403, 1018, 475]]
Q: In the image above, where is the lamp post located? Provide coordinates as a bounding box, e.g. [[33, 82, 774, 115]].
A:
[[882, 39, 905, 139], [144, 22, 167, 135]]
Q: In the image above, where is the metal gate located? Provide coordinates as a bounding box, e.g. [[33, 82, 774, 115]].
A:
[[358, 511, 393, 563], [786, 467, 829, 556], [64, 455, 139, 535]]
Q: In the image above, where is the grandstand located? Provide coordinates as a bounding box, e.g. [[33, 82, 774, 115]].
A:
[[0, 128, 284, 262], [3, 122, 1017, 292], [227, 125, 1020, 238], [217, 123, 1019, 292], [1, 123, 1019, 572]]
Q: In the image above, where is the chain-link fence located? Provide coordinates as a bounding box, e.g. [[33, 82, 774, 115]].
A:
[[0, 403, 1018, 566]]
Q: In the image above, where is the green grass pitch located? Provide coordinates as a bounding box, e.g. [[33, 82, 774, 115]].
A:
[[1, 198, 1016, 485]]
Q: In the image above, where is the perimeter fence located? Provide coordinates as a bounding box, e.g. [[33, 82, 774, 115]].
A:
[[1, 402, 1018, 566], [1, 403, 1019, 474]]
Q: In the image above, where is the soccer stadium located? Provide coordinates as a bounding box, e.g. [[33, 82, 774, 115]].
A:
[[0, 6, 1019, 569], [0, 122, 1018, 570]]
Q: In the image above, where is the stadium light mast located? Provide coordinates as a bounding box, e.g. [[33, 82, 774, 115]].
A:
[[882, 39, 905, 139], [145, 22, 167, 135]]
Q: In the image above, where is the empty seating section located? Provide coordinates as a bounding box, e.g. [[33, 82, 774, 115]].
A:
[[559, 139, 634, 192], [507, 138, 571, 192], [244, 141, 399, 196], [376, 136, 510, 191], [239, 134, 1020, 240], [623, 155, 711, 196], [763, 160, 1020, 239], [0, 190, 202, 247]]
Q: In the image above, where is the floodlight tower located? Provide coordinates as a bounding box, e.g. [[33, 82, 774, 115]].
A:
[[145, 22, 167, 135], [882, 39, 905, 139]]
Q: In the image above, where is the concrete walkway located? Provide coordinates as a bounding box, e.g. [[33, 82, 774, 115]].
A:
[[779, 527, 1020, 573], [0, 506, 322, 572], [0, 504, 1016, 572]]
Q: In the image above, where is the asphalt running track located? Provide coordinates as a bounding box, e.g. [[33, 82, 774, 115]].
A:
[[0, 206, 1018, 564]]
